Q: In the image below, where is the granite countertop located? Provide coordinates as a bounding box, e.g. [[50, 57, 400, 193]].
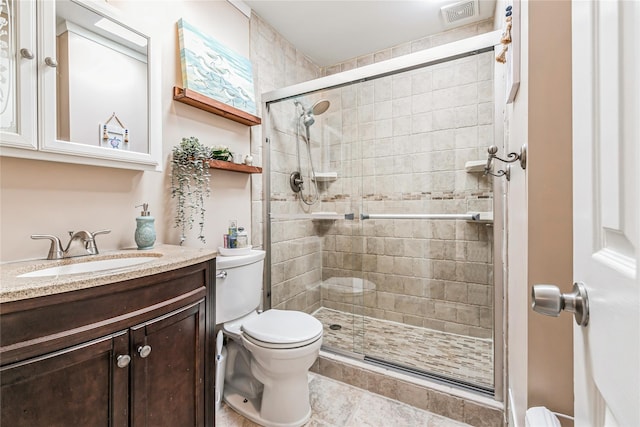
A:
[[0, 245, 217, 303]]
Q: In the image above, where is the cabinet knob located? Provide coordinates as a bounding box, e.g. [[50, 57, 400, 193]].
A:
[[20, 48, 34, 60], [44, 57, 58, 68], [137, 345, 152, 358], [116, 354, 131, 368]]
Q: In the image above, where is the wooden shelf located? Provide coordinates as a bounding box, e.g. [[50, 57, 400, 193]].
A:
[[173, 87, 262, 126], [206, 159, 262, 174]]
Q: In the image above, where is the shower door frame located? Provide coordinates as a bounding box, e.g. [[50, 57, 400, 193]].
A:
[[261, 29, 505, 401]]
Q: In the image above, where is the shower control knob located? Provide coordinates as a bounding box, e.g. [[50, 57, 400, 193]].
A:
[[290, 171, 304, 193], [531, 282, 589, 327]]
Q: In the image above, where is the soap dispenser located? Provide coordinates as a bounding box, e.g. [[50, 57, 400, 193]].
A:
[[135, 203, 156, 250]]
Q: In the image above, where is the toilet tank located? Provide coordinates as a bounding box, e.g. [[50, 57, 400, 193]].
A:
[[215, 250, 266, 325]]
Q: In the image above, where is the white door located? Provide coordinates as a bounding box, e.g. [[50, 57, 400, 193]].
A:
[[572, 1, 640, 426]]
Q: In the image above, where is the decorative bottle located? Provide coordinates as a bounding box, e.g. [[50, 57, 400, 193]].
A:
[[135, 203, 156, 250]]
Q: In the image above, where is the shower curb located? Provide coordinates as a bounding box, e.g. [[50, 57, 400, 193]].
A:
[[311, 352, 505, 427]]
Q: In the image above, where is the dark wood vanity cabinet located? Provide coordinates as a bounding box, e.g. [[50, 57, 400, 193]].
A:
[[0, 260, 215, 427]]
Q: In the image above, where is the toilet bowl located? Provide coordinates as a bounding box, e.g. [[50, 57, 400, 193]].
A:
[[215, 250, 323, 427], [525, 407, 561, 427]]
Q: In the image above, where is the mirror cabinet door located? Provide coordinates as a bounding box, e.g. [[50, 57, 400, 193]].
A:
[[0, 0, 38, 150], [1, 0, 162, 171]]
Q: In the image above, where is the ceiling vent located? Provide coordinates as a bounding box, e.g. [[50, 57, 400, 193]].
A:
[[441, 0, 479, 26]]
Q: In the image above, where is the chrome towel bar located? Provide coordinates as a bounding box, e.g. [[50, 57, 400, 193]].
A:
[[360, 213, 480, 221]]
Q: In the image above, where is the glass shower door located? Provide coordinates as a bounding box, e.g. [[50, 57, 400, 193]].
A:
[[353, 53, 496, 392], [264, 41, 498, 395], [265, 87, 366, 357]]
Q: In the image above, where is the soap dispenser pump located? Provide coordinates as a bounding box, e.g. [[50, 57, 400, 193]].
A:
[[135, 203, 156, 250]]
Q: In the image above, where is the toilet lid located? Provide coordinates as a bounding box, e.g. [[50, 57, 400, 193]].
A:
[[241, 309, 323, 344]]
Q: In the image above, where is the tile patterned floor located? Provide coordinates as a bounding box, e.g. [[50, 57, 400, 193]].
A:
[[312, 308, 493, 388], [216, 373, 472, 427]]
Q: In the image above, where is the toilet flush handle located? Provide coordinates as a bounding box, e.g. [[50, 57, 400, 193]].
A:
[[216, 270, 227, 279]]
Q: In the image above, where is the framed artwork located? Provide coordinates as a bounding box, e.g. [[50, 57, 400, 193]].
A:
[[178, 19, 257, 115]]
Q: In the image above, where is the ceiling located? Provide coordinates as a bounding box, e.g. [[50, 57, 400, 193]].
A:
[[242, 0, 497, 67]]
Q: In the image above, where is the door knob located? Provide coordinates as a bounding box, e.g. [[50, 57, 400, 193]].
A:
[[137, 345, 152, 358], [531, 282, 589, 326], [116, 354, 131, 368]]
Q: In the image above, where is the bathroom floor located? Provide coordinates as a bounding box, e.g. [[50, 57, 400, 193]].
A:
[[216, 372, 471, 427], [313, 308, 493, 388]]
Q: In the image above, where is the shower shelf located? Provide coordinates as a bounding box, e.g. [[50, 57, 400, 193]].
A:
[[465, 160, 488, 173], [205, 159, 262, 174], [172, 87, 262, 126], [312, 172, 338, 182]]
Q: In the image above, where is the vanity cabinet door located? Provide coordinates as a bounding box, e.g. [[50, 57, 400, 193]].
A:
[[130, 299, 206, 427], [0, 330, 129, 427]]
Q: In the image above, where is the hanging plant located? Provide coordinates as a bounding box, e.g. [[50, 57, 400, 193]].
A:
[[170, 137, 209, 244]]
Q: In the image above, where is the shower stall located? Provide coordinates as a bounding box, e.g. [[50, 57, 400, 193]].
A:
[[262, 31, 503, 397]]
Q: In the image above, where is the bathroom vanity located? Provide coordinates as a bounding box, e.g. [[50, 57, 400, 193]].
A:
[[0, 245, 216, 427]]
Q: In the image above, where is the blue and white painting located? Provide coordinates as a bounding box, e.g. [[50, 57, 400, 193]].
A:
[[178, 19, 257, 115]]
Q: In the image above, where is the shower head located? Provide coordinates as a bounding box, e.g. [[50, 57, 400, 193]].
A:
[[295, 99, 331, 128], [301, 99, 330, 129], [310, 99, 330, 116]]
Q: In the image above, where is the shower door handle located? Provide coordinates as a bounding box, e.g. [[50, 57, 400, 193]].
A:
[[531, 282, 589, 326]]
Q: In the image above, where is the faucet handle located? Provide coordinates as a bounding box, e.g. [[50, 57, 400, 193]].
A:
[[86, 229, 111, 255], [31, 234, 64, 260]]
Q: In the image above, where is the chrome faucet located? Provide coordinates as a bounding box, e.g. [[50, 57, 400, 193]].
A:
[[31, 230, 111, 260]]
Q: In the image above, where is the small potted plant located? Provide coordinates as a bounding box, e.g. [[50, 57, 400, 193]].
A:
[[170, 137, 230, 244]]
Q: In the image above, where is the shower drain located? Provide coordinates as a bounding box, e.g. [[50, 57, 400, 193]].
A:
[[329, 324, 342, 330]]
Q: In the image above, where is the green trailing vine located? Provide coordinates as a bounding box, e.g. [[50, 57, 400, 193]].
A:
[[170, 137, 230, 244]]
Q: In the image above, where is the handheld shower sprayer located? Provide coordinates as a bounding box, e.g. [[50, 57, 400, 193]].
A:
[[290, 98, 331, 204], [295, 99, 330, 130]]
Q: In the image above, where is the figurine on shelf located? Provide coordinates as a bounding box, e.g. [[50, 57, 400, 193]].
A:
[[496, 6, 513, 63]]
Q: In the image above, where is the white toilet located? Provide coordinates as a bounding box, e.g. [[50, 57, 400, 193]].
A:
[[215, 250, 323, 427]]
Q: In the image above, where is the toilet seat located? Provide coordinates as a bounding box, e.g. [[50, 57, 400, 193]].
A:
[[223, 309, 323, 349], [242, 309, 323, 345], [243, 330, 321, 349]]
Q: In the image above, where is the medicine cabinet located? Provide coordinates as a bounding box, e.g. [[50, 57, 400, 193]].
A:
[[0, 0, 162, 171]]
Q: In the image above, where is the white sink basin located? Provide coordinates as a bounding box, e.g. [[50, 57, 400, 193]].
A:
[[18, 256, 160, 278]]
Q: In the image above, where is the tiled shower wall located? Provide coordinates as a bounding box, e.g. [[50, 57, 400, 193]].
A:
[[320, 52, 495, 339], [249, 13, 326, 312], [251, 14, 495, 338], [249, 12, 323, 250]]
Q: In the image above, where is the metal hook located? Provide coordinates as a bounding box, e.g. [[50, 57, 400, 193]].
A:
[[484, 144, 527, 180]]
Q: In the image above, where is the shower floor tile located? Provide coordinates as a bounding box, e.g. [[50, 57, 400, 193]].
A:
[[313, 308, 493, 389]]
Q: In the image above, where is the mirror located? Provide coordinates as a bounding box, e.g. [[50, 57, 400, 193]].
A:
[[55, 0, 149, 154], [0, 0, 160, 169]]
